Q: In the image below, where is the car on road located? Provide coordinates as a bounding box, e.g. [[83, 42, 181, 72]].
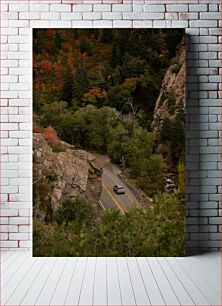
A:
[[113, 185, 125, 194]]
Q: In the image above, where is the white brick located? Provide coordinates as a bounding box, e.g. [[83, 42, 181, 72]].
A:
[[50, 21, 72, 28], [9, 68, 30, 75], [1, 233, 9, 240], [73, 4, 92, 12], [2, 12, 19, 20], [1, 225, 18, 233], [2, 123, 19, 131], [189, 4, 207, 12], [209, 4, 219, 11], [142, 20, 153, 28], [9, 41, 28, 50], [112, 4, 132, 11], [200, 12, 221, 20], [1, 4, 8, 12], [1, 67, 8, 75], [1, 177, 9, 186], [10, 193, 30, 202], [1, 28, 18, 35], [10, 131, 30, 138], [61, 13, 82, 20], [19, 226, 30, 233], [0, 241, 18, 248], [190, 20, 218, 28], [123, 12, 164, 19], [1, 186, 18, 194], [9, 99, 30, 107], [94, 4, 111, 11], [9, 115, 29, 123], [102, 12, 122, 19], [10, 83, 30, 91], [50, 4, 71, 12], [1, 91, 18, 99], [1, 138, 18, 146], [72, 20, 93, 28], [8, 52, 30, 60], [30, 4, 49, 12], [93, 20, 112, 28], [9, 20, 29, 28], [1, 60, 18, 68], [19, 210, 30, 217], [0, 217, 9, 225], [8, 146, 30, 154], [1, 83, 9, 90], [19, 12, 40, 20], [133, 20, 143, 28], [1, 131, 9, 138], [19, 44, 30, 52], [19, 154, 32, 163], [2, 76, 18, 83], [83, 12, 101, 20], [1, 99, 9, 107], [2, 170, 18, 178], [172, 20, 188, 28], [9, 4, 29, 12], [30, 21, 50, 28], [9, 44, 18, 51], [19, 28, 31, 36], [143, 5, 165, 12], [165, 13, 178, 20], [133, 5, 143, 12], [9, 178, 30, 186], [19, 241, 31, 248], [167, 5, 188, 12], [9, 233, 29, 240], [113, 20, 132, 28], [41, 12, 60, 20]]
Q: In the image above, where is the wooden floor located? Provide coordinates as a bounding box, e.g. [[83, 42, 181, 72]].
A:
[[1, 251, 221, 306]]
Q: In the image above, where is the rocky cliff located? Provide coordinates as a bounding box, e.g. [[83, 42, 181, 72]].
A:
[[151, 38, 185, 134], [33, 133, 102, 222]]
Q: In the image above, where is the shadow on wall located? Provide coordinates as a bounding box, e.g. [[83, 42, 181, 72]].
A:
[[185, 34, 201, 255]]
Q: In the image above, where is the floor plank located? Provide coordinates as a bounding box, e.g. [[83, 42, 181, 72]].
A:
[[127, 257, 150, 305], [93, 257, 107, 306], [157, 258, 195, 305], [117, 257, 136, 306], [1, 253, 30, 290], [186, 256, 220, 294], [106, 257, 122, 306], [176, 257, 221, 305], [5, 258, 46, 305], [167, 257, 210, 305], [21, 258, 56, 305], [1, 252, 220, 306], [35, 258, 67, 305], [137, 257, 165, 305], [65, 257, 87, 305], [50, 257, 77, 305], [147, 257, 180, 305], [78, 257, 96, 306]]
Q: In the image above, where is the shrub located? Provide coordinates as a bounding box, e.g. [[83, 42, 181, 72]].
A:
[[54, 196, 93, 226], [51, 143, 66, 153]]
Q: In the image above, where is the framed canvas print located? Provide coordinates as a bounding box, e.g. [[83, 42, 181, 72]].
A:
[[33, 29, 185, 257]]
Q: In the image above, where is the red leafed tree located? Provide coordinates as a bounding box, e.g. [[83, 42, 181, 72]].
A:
[[44, 126, 60, 145]]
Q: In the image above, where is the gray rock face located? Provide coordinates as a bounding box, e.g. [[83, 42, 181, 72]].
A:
[[151, 39, 185, 134], [33, 133, 102, 221]]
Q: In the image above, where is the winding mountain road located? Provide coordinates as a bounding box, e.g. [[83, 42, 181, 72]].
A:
[[99, 162, 139, 214]]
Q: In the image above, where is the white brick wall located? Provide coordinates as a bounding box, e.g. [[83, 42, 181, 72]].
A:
[[1, 0, 221, 253]]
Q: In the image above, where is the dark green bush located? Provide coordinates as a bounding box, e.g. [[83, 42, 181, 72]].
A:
[[53, 196, 93, 226]]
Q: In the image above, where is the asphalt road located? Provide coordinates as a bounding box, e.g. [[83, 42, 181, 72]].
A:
[[100, 163, 139, 214]]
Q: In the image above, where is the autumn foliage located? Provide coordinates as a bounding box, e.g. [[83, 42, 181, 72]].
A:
[[44, 126, 60, 145]]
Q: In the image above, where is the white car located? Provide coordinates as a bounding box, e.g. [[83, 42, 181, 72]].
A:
[[113, 185, 125, 194]]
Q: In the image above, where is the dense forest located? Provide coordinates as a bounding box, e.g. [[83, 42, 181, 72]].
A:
[[33, 29, 185, 256]]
